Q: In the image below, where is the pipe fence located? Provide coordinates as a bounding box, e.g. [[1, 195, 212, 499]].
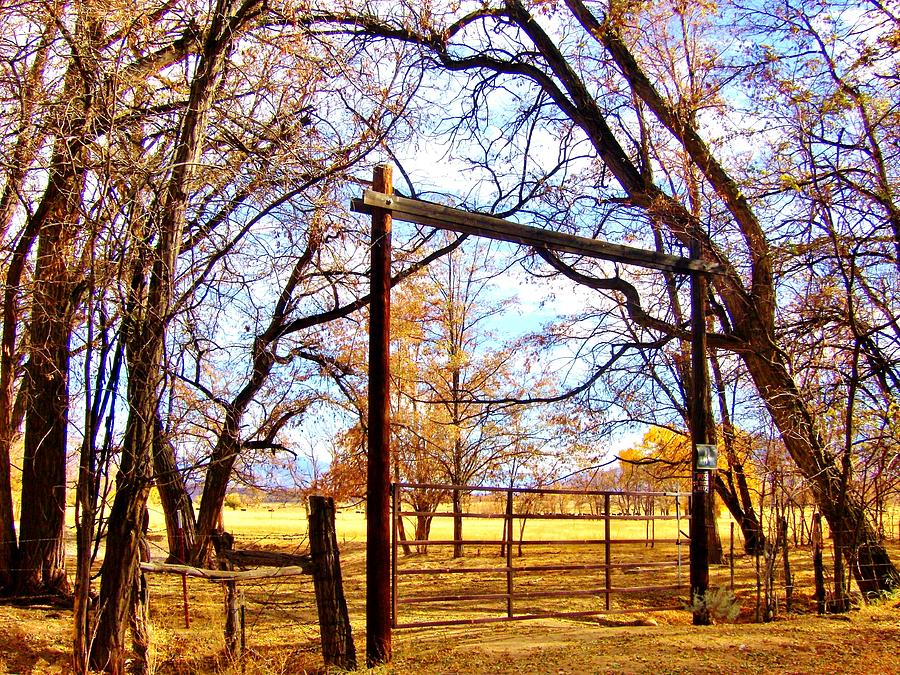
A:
[[391, 483, 690, 628]]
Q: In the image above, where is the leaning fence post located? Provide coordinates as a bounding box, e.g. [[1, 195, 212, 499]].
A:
[[215, 529, 241, 660], [309, 495, 357, 671]]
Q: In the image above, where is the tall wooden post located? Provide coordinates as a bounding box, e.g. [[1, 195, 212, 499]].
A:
[[367, 164, 393, 666], [689, 242, 711, 626]]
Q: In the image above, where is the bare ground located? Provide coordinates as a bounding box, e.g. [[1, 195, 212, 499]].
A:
[[1, 593, 899, 673]]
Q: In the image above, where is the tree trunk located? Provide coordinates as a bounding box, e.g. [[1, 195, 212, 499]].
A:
[[714, 474, 763, 556], [92, 0, 247, 664], [152, 416, 197, 561], [15, 190, 79, 598], [0, 13, 55, 590], [16, 334, 71, 595], [90, 335, 159, 673], [711, 352, 765, 554], [812, 512, 826, 614], [192, 432, 242, 566], [744, 349, 898, 592], [414, 514, 432, 554], [705, 480, 724, 566], [12, 33, 95, 593], [396, 513, 412, 556]]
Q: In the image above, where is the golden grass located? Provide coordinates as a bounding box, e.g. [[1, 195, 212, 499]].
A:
[[3, 503, 900, 674]]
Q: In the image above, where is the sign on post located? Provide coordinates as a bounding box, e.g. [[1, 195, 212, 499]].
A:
[[696, 444, 718, 471]]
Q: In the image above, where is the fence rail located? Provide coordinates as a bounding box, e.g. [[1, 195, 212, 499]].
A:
[[391, 483, 688, 629]]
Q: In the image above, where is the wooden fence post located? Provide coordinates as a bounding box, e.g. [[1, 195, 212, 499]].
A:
[[780, 516, 793, 612], [224, 580, 241, 659], [215, 529, 240, 660], [309, 495, 357, 671]]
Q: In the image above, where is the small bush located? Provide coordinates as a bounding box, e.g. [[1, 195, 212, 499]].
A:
[[224, 493, 244, 510], [690, 587, 741, 623]]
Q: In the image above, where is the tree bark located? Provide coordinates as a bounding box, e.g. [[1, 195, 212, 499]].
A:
[[193, 432, 243, 566], [90, 325, 160, 673], [152, 416, 196, 561], [705, 479, 724, 566], [15, 195, 82, 596]]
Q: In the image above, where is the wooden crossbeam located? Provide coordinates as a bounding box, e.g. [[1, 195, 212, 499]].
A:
[[354, 190, 721, 275]]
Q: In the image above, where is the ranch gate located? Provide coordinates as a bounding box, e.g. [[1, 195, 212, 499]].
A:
[[391, 483, 688, 628], [353, 165, 723, 664]]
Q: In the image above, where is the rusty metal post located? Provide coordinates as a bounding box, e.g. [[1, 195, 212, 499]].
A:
[[689, 242, 711, 626], [505, 489, 514, 618], [367, 164, 393, 666], [175, 509, 190, 629], [391, 483, 399, 628], [604, 493, 611, 611]]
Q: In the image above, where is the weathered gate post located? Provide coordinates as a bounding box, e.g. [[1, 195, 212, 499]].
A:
[[309, 495, 357, 670], [689, 240, 712, 626], [367, 164, 393, 665]]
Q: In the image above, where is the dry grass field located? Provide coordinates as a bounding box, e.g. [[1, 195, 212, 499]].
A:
[[1, 502, 899, 674]]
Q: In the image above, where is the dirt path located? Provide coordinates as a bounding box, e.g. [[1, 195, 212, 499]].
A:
[[391, 604, 900, 674]]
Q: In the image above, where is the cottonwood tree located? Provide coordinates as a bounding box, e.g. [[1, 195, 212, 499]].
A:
[[0, 0, 217, 601], [399, 237, 566, 557], [312, 0, 898, 590], [739, 0, 900, 588], [177, 190, 473, 566], [89, 0, 265, 667]]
